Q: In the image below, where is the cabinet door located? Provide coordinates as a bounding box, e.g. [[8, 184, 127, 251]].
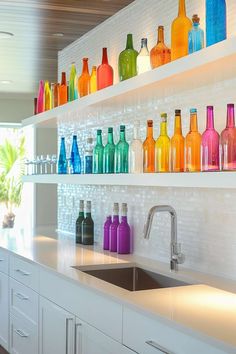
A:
[[0, 271, 9, 351], [75, 317, 136, 354], [39, 297, 75, 354]]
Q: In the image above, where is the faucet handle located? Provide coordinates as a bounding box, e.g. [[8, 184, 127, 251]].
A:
[[171, 243, 185, 265]]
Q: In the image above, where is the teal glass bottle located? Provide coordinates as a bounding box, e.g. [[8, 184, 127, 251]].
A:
[[118, 34, 138, 82], [115, 125, 129, 173], [75, 200, 84, 244], [188, 14, 204, 53], [93, 129, 104, 174], [82, 201, 94, 245], [104, 127, 115, 173]]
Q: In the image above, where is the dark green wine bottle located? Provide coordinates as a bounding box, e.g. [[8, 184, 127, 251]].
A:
[[82, 201, 94, 245], [76, 200, 84, 244]]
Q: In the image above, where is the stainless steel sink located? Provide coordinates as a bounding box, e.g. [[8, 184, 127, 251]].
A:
[[73, 265, 188, 291]]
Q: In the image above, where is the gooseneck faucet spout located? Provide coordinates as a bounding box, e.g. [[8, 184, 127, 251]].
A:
[[143, 205, 185, 271]]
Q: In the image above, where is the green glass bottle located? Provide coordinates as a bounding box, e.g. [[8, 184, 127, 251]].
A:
[[69, 62, 77, 101], [115, 125, 129, 173], [104, 127, 115, 173], [118, 34, 138, 81], [75, 200, 84, 244], [93, 129, 104, 174], [82, 201, 94, 245]]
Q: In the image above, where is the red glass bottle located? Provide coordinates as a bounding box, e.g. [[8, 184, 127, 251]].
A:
[[97, 48, 113, 90]]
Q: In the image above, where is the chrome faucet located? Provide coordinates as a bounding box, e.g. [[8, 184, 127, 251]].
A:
[[143, 205, 185, 271]]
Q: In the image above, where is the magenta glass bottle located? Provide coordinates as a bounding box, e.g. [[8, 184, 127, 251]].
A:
[[37, 80, 44, 114], [109, 203, 119, 252], [97, 48, 113, 90], [201, 106, 220, 171], [221, 104, 236, 171], [117, 203, 130, 254], [103, 215, 112, 250]]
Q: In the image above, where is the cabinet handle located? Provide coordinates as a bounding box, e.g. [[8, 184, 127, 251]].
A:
[[66, 317, 74, 354], [15, 292, 29, 301], [15, 268, 31, 276], [146, 341, 174, 354], [74, 323, 82, 354], [14, 329, 29, 338]]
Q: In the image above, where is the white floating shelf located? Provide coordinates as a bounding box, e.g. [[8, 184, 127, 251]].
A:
[[22, 172, 236, 189], [22, 37, 236, 128]]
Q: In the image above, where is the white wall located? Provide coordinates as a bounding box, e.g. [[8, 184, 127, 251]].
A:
[[0, 95, 33, 123]]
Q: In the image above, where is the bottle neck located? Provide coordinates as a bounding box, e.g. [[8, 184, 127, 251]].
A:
[[120, 131, 126, 142], [96, 134, 102, 145], [121, 215, 127, 222], [174, 115, 182, 135], [113, 214, 119, 221], [60, 139, 66, 152], [206, 107, 214, 129], [193, 22, 199, 29], [126, 34, 134, 50], [133, 126, 140, 139], [91, 66, 96, 75], [141, 39, 147, 49], [102, 48, 108, 64], [178, 0, 186, 16], [160, 120, 167, 136], [108, 132, 114, 144], [79, 211, 84, 217], [147, 126, 153, 138], [226, 105, 235, 128], [86, 212, 91, 218], [157, 27, 164, 44], [82, 59, 89, 74], [61, 72, 66, 85], [190, 113, 198, 132]]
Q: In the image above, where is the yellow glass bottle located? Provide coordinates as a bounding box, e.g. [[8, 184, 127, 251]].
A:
[[155, 113, 170, 172], [171, 109, 185, 172], [44, 80, 52, 111], [185, 108, 201, 172], [90, 66, 97, 93], [171, 0, 192, 61]]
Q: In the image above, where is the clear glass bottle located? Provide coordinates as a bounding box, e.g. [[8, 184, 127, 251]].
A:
[[37, 80, 44, 114], [188, 14, 204, 54], [171, 110, 185, 172], [76, 200, 84, 244], [44, 80, 52, 111], [220, 104, 236, 171], [150, 26, 171, 69], [104, 127, 115, 174], [97, 48, 113, 90], [137, 38, 151, 75], [115, 125, 129, 173], [206, 0, 226, 47], [69, 62, 77, 101], [143, 120, 155, 173], [117, 203, 131, 255], [129, 121, 143, 173], [118, 34, 138, 81], [59, 72, 67, 105], [82, 201, 94, 245], [70, 135, 81, 174], [58, 137, 67, 174], [155, 113, 170, 172], [89, 66, 97, 93], [185, 108, 201, 172], [84, 137, 93, 174], [93, 129, 104, 174], [78, 58, 90, 97]]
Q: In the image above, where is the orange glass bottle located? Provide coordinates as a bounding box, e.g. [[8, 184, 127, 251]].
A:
[[59, 72, 67, 105], [171, 109, 184, 172], [90, 66, 97, 93], [78, 58, 90, 98], [185, 108, 201, 172], [150, 26, 171, 69], [143, 120, 155, 173], [171, 0, 192, 61], [51, 83, 59, 108]]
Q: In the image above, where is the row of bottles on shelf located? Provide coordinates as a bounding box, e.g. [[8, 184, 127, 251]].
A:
[[76, 200, 94, 245], [34, 0, 227, 114]]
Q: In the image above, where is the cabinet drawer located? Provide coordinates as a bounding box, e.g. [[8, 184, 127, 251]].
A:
[[10, 278, 39, 325], [10, 255, 39, 291], [10, 314, 38, 354], [0, 248, 9, 274]]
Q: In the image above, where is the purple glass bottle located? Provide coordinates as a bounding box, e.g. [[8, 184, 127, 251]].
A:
[[221, 104, 236, 171], [109, 203, 119, 252], [103, 215, 112, 250], [201, 106, 220, 171], [117, 203, 131, 254]]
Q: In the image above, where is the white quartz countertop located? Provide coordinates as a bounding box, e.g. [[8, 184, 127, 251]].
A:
[[0, 228, 236, 352]]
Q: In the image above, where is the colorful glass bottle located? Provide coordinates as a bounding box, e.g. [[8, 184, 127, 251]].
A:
[[104, 127, 115, 174], [76, 200, 84, 244], [93, 129, 104, 174], [137, 38, 151, 75], [78, 58, 90, 98], [89, 66, 97, 93], [84, 137, 93, 174], [171, 0, 192, 61], [143, 120, 155, 173], [117, 203, 131, 255], [69, 62, 77, 101], [109, 203, 119, 252], [188, 14, 204, 54], [51, 83, 59, 108], [118, 34, 138, 81], [155, 113, 170, 172], [97, 48, 113, 90], [44, 80, 52, 111], [58, 137, 67, 174], [103, 215, 112, 250], [206, 0, 226, 47], [150, 26, 171, 69], [220, 104, 236, 171], [82, 201, 94, 245], [115, 125, 129, 173], [201, 106, 220, 171], [59, 72, 68, 105], [171, 110, 184, 172], [70, 135, 81, 174], [37, 80, 44, 114], [185, 108, 201, 172], [129, 121, 143, 173]]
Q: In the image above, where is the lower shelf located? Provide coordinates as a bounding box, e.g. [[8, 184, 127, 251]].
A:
[[22, 172, 236, 189]]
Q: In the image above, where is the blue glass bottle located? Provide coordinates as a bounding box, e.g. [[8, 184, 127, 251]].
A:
[[206, 0, 226, 47], [58, 137, 67, 174], [70, 135, 81, 174], [188, 14, 204, 53]]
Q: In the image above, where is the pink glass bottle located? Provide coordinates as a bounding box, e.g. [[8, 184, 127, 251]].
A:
[[97, 48, 113, 90], [109, 203, 119, 252], [117, 203, 130, 254], [103, 215, 112, 250], [201, 106, 220, 171], [37, 80, 44, 114], [221, 104, 236, 171]]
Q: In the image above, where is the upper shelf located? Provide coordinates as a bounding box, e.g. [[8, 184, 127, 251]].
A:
[[22, 37, 236, 129]]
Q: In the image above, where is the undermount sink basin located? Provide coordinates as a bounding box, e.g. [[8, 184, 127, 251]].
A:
[[72, 265, 188, 291]]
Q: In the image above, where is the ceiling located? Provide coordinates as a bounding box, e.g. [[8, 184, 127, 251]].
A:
[[0, 0, 133, 98]]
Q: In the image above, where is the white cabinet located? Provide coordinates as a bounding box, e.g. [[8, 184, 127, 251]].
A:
[[10, 314, 38, 354], [0, 271, 9, 351]]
